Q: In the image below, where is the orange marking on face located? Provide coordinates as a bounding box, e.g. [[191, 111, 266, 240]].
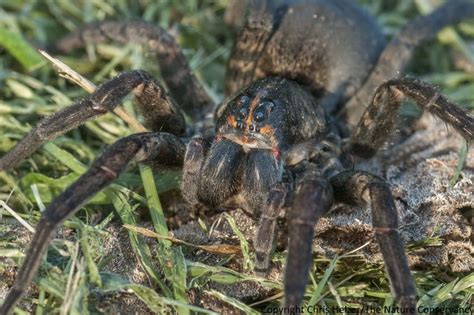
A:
[[227, 115, 237, 128], [259, 124, 277, 145], [244, 95, 259, 129], [244, 90, 268, 130], [259, 124, 275, 136]]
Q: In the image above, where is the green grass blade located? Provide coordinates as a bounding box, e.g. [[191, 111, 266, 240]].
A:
[[307, 255, 339, 307], [207, 289, 260, 314], [101, 272, 217, 314], [224, 213, 253, 270], [79, 223, 102, 287], [187, 261, 280, 289], [170, 247, 189, 315], [138, 164, 169, 239], [139, 164, 189, 312], [0, 28, 43, 71], [105, 190, 172, 297], [449, 140, 468, 187], [43, 142, 87, 173]]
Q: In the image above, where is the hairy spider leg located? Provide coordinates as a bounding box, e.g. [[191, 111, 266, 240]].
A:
[[254, 184, 286, 275], [54, 21, 213, 119], [0, 70, 185, 171], [350, 78, 474, 159], [330, 171, 417, 312], [344, 0, 474, 125], [284, 169, 333, 308], [0, 133, 185, 315], [225, 0, 274, 95]]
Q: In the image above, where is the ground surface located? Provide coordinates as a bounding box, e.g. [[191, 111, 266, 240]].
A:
[[0, 0, 473, 314]]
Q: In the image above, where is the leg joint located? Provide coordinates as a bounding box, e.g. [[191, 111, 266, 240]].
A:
[[373, 227, 398, 234], [425, 91, 441, 110]]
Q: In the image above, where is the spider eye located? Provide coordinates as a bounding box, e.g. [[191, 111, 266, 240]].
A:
[[253, 100, 274, 122], [238, 108, 248, 119], [239, 95, 250, 105], [253, 110, 266, 122]]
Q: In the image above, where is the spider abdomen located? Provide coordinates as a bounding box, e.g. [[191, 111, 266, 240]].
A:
[[226, 0, 386, 114]]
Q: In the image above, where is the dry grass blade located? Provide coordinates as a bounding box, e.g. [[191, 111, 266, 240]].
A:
[[124, 224, 242, 256], [38, 49, 147, 133], [0, 200, 35, 233]]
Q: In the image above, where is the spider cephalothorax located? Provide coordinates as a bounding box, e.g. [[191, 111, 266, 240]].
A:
[[1, 0, 474, 314], [185, 78, 329, 211]]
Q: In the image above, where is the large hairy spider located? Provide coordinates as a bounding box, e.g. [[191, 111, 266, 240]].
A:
[[1, 0, 474, 313]]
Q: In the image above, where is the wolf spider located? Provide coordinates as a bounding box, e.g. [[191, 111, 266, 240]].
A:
[[1, 0, 474, 314]]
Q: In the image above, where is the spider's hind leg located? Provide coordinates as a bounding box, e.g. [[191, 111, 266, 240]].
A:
[[344, 0, 474, 124], [0, 132, 185, 315], [330, 170, 417, 311], [350, 78, 474, 159], [0, 70, 185, 171], [53, 21, 213, 119], [225, 0, 274, 95]]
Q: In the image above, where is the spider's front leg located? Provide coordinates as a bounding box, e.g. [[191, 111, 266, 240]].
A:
[[0, 70, 185, 170], [282, 166, 334, 309], [350, 78, 474, 159], [253, 184, 286, 275], [330, 171, 417, 311], [0, 132, 185, 315]]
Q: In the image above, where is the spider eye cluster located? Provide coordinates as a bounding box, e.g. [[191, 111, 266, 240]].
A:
[[232, 96, 275, 132]]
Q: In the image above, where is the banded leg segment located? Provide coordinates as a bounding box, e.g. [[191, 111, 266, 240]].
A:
[[0, 132, 185, 315], [0, 70, 185, 171], [254, 184, 286, 275], [54, 21, 213, 118], [350, 78, 474, 159], [330, 170, 417, 311], [181, 135, 207, 206], [284, 172, 333, 308], [344, 0, 474, 124], [225, 0, 274, 95], [133, 75, 185, 135]]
